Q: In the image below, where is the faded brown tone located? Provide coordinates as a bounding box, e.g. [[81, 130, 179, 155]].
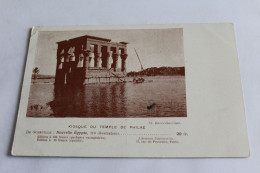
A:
[[12, 24, 249, 158], [27, 28, 186, 118], [55, 35, 128, 85], [35, 29, 184, 75]]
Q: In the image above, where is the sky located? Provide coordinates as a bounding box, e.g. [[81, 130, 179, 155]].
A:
[[35, 28, 184, 75]]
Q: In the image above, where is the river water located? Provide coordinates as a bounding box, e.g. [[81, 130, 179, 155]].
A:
[[27, 76, 187, 118]]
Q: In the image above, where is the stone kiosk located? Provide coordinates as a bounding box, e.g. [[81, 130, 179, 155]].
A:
[[55, 35, 128, 85]]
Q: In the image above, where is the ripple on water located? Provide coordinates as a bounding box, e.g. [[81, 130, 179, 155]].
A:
[[27, 76, 187, 118]]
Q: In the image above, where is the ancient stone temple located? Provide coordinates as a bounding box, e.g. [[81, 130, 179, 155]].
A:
[[55, 35, 128, 85]]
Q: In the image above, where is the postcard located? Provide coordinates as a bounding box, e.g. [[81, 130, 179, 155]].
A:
[[11, 24, 249, 157]]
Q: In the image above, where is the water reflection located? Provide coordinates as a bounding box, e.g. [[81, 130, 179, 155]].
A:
[[27, 76, 187, 118], [48, 83, 127, 117]]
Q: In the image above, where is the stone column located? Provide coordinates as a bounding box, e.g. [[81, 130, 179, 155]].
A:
[[69, 53, 76, 84], [88, 56, 93, 67], [120, 54, 128, 72], [55, 55, 63, 85], [105, 52, 111, 69], [112, 53, 119, 72], [69, 53, 75, 73], [57, 56, 63, 69], [83, 50, 91, 79], [68, 53, 75, 74], [77, 53, 84, 67], [69, 53, 75, 61], [64, 53, 70, 74], [65, 53, 70, 63], [94, 52, 101, 68], [73, 52, 82, 84]]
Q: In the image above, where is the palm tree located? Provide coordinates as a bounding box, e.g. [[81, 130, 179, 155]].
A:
[[32, 67, 40, 80]]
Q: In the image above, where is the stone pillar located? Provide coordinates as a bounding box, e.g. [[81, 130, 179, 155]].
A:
[[68, 53, 76, 84], [94, 52, 101, 68], [55, 55, 63, 85], [57, 56, 63, 69], [101, 46, 111, 69], [68, 53, 75, 74], [65, 53, 70, 63], [73, 52, 82, 84], [83, 50, 91, 79], [77, 53, 84, 67], [63, 53, 70, 84], [64, 53, 72, 85], [112, 53, 119, 72], [120, 54, 128, 72], [105, 52, 111, 69], [55, 45, 66, 85], [88, 56, 93, 67], [94, 44, 102, 68], [69, 53, 75, 73], [106, 52, 111, 69], [69, 53, 75, 61]]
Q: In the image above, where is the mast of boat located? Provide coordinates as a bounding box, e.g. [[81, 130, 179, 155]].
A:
[[134, 48, 144, 76]]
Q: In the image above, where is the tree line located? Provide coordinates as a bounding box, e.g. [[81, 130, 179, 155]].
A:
[[127, 67, 185, 77]]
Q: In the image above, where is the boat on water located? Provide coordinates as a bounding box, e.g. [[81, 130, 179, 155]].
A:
[[133, 48, 145, 84], [133, 77, 145, 83]]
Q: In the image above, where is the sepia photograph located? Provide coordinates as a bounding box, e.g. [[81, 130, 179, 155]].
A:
[[11, 24, 250, 159], [1, 0, 255, 170], [27, 28, 187, 118]]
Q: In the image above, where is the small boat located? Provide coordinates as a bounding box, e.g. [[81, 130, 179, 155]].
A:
[[133, 48, 145, 84], [133, 77, 145, 83]]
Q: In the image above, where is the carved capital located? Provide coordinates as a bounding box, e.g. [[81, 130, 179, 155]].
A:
[[64, 53, 70, 62], [112, 53, 119, 60], [94, 52, 101, 58], [78, 53, 84, 61], [105, 51, 111, 58], [120, 53, 128, 60], [83, 50, 92, 57], [69, 53, 75, 61]]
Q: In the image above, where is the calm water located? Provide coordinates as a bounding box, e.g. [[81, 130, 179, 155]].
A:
[[27, 76, 187, 118]]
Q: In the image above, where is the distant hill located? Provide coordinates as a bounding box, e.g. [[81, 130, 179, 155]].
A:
[[127, 67, 185, 77], [32, 74, 55, 79]]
